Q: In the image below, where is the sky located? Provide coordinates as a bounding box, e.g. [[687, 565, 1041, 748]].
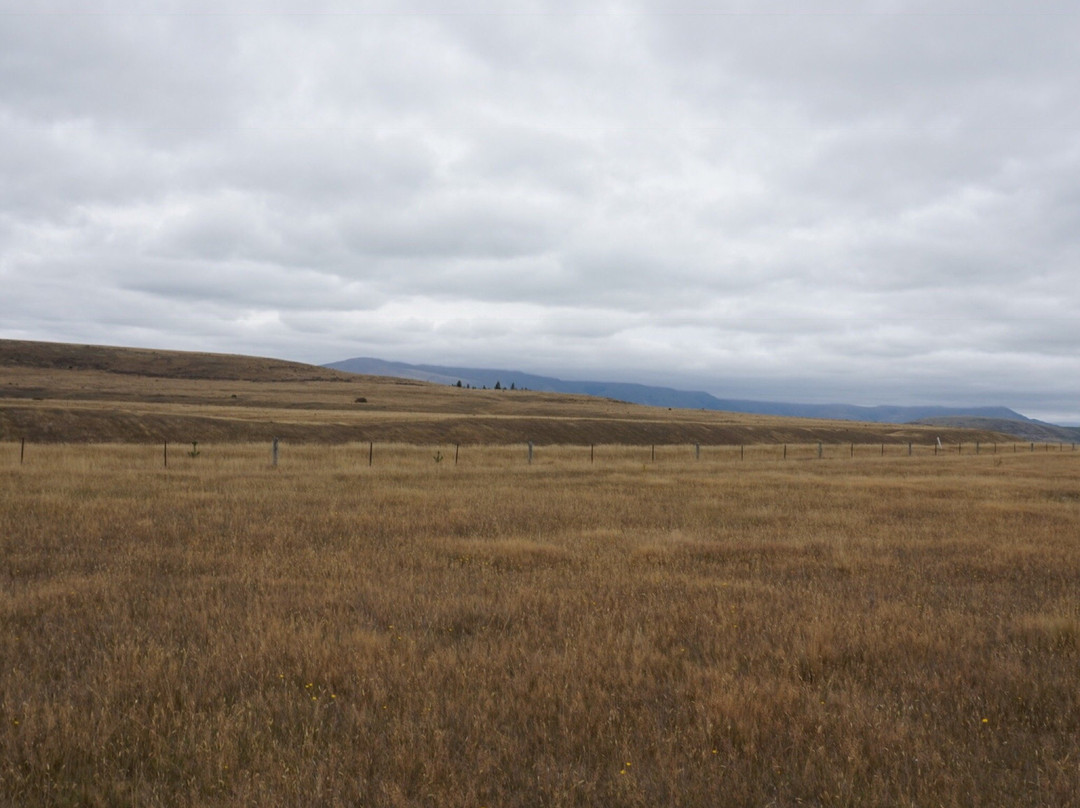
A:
[[3, 2, 1080, 422]]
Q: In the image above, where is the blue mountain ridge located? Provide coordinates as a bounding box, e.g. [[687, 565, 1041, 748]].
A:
[[324, 357, 1036, 425]]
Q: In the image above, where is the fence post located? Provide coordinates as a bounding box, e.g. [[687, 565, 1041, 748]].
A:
[[783, 444, 787, 460], [850, 443, 854, 458], [590, 444, 594, 463], [908, 442, 912, 456], [369, 441, 373, 466], [455, 443, 459, 465], [817, 441, 823, 459], [695, 443, 700, 460], [163, 440, 168, 468], [528, 441, 533, 465], [272, 438, 279, 467], [741, 445, 744, 460], [651, 444, 655, 462], [881, 443, 884, 456], [21, 438, 25, 465]]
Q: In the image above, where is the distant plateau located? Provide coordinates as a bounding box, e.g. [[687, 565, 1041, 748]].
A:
[[326, 356, 1080, 444]]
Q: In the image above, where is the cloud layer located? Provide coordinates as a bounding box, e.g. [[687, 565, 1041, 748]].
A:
[[3, 2, 1080, 420]]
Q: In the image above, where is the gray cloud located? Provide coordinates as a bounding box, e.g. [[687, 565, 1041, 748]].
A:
[[3, 2, 1080, 421]]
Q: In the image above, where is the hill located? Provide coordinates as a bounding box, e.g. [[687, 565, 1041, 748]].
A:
[[913, 416, 1080, 445], [0, 339, 354, 382], [326, 357, 1034, 425], [2, 339, 1017, 446]]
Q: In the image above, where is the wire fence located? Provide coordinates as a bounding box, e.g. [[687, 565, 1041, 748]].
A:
[[2, 438, 1077, 473]]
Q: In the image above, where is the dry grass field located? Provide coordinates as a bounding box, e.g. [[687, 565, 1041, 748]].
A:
[[2, 441, 1079, 807], [2, 341, 1076, 805]]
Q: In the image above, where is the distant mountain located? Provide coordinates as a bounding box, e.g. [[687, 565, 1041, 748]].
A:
[[325, 357, 1047, 428]]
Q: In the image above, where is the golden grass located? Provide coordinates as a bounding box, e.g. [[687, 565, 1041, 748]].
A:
[[2, 443, 1079, 806]]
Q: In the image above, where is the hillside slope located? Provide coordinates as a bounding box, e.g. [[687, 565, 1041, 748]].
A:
[[2, 339, 1017, 446], [0, 339, 355, 382], [914, 416, 1080, 444]]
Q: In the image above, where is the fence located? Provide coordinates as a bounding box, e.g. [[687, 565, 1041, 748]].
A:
[[2, 438, 1077, 472]]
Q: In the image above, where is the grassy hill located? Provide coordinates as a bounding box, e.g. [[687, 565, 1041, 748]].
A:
[[1, 339, 1017, 446], [0, 339, 355, 382], [914, 415, 1080, 444]]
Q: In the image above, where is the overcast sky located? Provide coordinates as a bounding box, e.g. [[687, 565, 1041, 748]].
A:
[[3, 2, 1079, 421]]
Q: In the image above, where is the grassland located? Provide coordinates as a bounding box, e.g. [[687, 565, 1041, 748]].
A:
[[2, 441, 1079, 807], [2, 340, 1075, 805]]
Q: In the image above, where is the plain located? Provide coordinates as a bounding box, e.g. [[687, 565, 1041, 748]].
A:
[[2, 441, 1078, 807]]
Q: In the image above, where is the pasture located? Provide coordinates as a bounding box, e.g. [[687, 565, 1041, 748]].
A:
[[2, 442, 1078, 806]]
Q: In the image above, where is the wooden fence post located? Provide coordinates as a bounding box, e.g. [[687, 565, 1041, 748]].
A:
[[163, 440, 168, 468], [590, 444, 594, 463], [528, 441, 533, 465], [21, 438, 25, 465], [272, 438, 279, 467], [455, 443, 459, 465], [369, 441, 373, 466]]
